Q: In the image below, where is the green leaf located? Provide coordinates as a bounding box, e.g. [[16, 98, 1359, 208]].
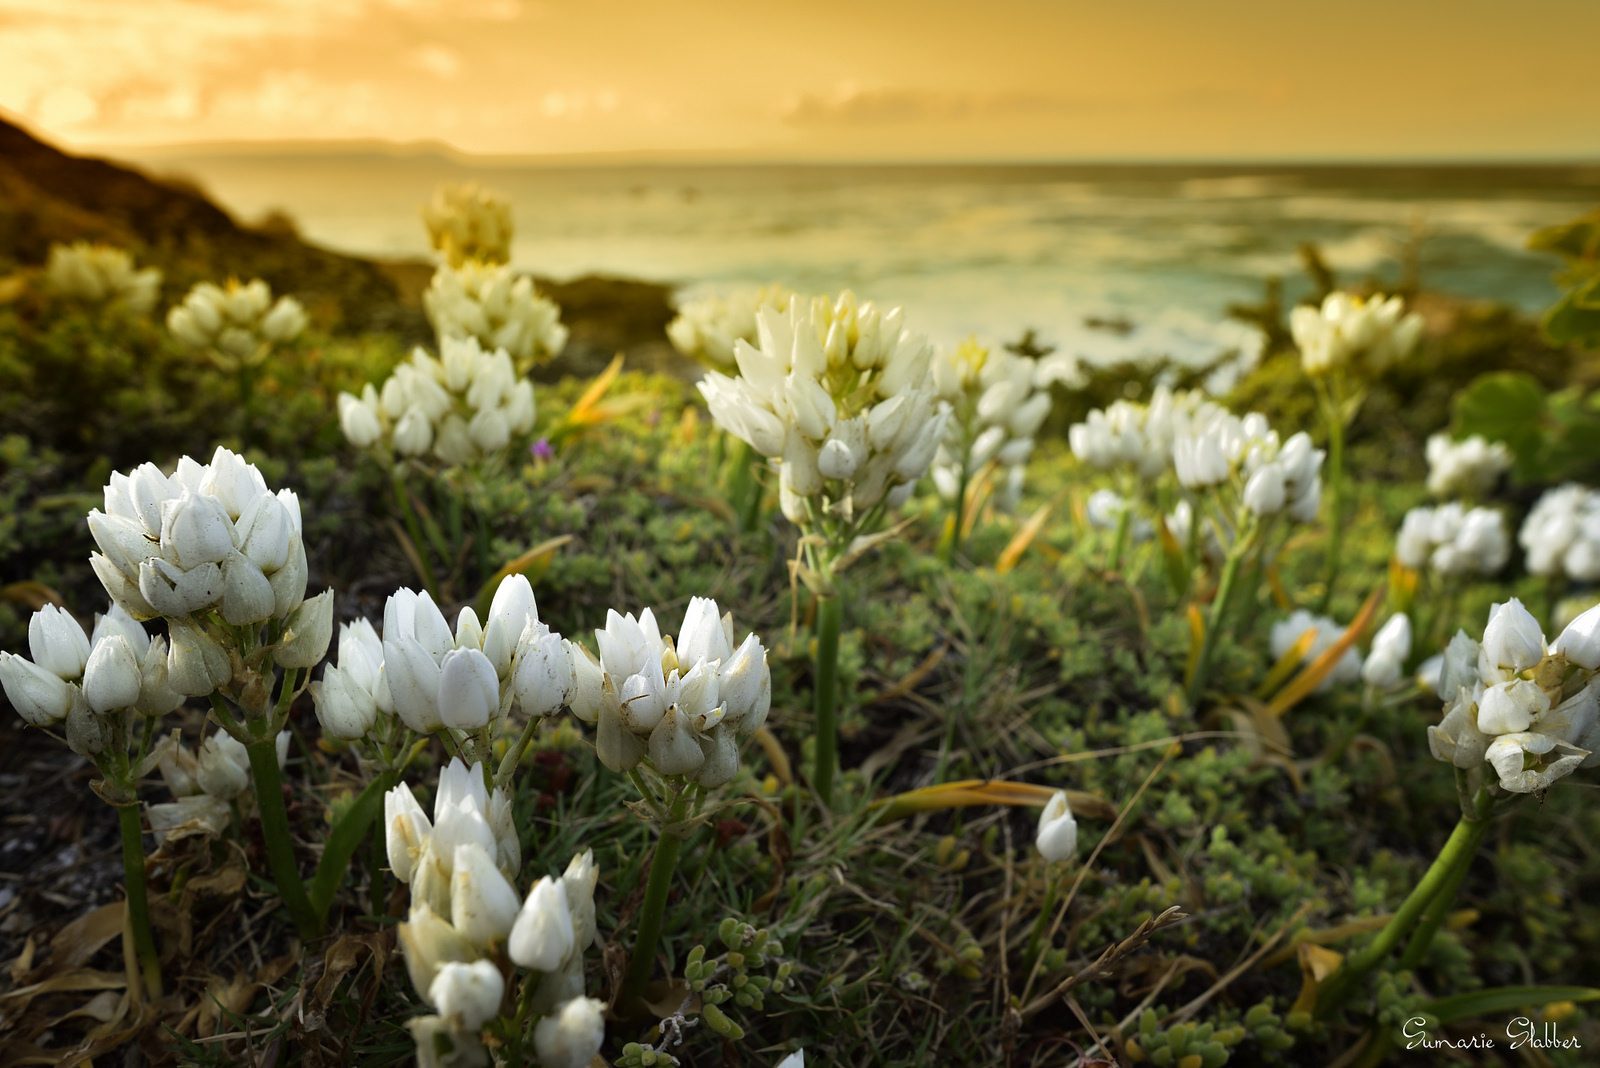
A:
[[310, 769, 397, 922], [1450, 371, 1550, 479], [1424, 985, 1600, 1025], [1544, 276, 1600, 346], [1528, 210, 1600, 262]]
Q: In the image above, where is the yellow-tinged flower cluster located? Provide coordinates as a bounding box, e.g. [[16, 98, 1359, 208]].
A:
[[1428, 600, 1600, 794], [929, 337, 1052, 510], [43, 241, 162, 315], [338, 336, 536, 466], [569, 598, 771, 788], [698, 292, 948, 532], [668, 283, 798, 368], [424, 182, 513, 268], [167, 278, 308, 369], [386, 759, 605, 1067], [424, 260, 568, 371], [1290, 290, 1423, 378]]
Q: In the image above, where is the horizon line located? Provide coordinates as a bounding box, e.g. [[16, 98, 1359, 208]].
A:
[[96, 141, 1600, 171]]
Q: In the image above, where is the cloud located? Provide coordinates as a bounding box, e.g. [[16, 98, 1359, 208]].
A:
[[412, 45, 462, 79], [780, 82, 1079, 126]]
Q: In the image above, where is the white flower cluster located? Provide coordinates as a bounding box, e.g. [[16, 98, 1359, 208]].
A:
[[1289, 291, 1423, 377], [87, 447, 332, 684], [314, 576, 573, 740], [1270, 610, 1363, 692], [338, 336, 536, 466], [698, 293, 948, 528], [1086, 489, 1152, 542], [167, 279, 308, 366], [1425, 433, 1511, 499], [43, 241, 162, 315], [1068, 387, 1222, 480], [1395, 503, 1509, 576], [1520, 484, 1600, 582], [424, 182, 514, 268], [150, 728, 290, 840], [569, 598, 771, 787], [0, 602, 180, 750], [424, 261, 568, 370], [929, 337, 1052, 510], [387, 759, 604, 1068], [1173, 411, 1325, 521], [1427, 600, 1600, 793], [667, 284, 797, 368], [1361, 614, 1413, 690]]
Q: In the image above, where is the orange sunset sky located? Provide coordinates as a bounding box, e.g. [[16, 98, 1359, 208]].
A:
[[2, 0, 1597, 161]]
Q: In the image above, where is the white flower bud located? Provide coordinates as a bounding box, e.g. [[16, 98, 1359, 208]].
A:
[[268, 539, 309, 619], [136, 635, 184, 715], [1480, 599, 1546, 673], [159, 490, 235, 569], [1553, 603, 1600, 670], [1035, 790, 1077, 862], [482, 575, 535, 677], [1485, 731, 1587, 793], [138, 558, 223, 617], [533, 996, 606, 1068], [566, 643, 605, 726], [196, 732, 250, 799], [83, 633, 142, 713], [438, 648, 500, 730], [429, 959, 503, 1033], [720, 633, 771, 735], [513, 630, 573, 718], [508, 875, 576, 971], [0, 652, 74, 725], [385, 636, 444, 733], [219, 552, 275, 625], [28, 604, 91, 679], [65, 693, 108, 756], [450, 841, 520, 947], [166, 620, 232, 696], [315, 664, 377, 739], [398, 903, 476, 1001], [385, 782, 433, 884], [276, 590, 335, 669]]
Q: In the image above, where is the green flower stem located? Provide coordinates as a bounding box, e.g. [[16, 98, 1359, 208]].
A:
[[309, 769, 396, 923], [1316, 788, 1493, 1017], [116, 798, 163, 1000], [245, 734, 320, 939], [1395, 839, 1476, 972], [620, 789, 691, 1009], [1108, 504, 1132, 573], [944, 461, 972, 564], [390, 472, 439, 595], [1318, 400, 1348, 613], [368, 814, 388, 918], [812, 589, 845, 808], [737, 447, 766, 533], [237, 360, 256, 442], [1023, 868, 1062, 965], [1186, 528, 1254, 706], [496, 712, 546, 791]]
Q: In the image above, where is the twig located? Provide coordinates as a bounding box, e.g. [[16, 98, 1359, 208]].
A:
[[1020, 905, 1188, 1021]]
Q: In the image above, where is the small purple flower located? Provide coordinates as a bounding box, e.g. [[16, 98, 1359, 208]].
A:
[[531, 438, 553, 461]]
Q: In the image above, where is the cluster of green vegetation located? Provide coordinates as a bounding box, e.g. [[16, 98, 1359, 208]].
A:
[[3, 127, 1600, 1066]]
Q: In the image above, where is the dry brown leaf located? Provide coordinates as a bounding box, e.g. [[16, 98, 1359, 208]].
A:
[[311, 932, 388, 1010], [48, 902, 126, 973]]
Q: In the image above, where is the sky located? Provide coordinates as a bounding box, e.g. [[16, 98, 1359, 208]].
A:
[[1, 0, 1598, 161]]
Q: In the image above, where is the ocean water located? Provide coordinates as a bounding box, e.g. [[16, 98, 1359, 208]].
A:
[[136, 153, 1600, 367]]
